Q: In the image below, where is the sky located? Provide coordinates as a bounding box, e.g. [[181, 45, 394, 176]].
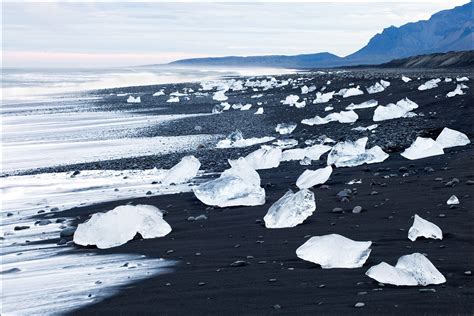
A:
[[1, 0, 470, 68]]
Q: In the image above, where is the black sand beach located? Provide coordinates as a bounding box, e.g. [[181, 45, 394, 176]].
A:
[[16, 69, 474, 314]]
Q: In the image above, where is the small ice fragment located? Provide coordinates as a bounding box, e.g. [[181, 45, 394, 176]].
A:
[[301, 85, 309, 94], [254, 107, 264, 115], [213, 90, 228, 101], [446, 195, 459, 205], [418, 78, 441, 91], [296, 166, 332, 189], [275, 123, 297, 135], [402, 76, 412, 83], [352, 124, 378, 132], [435, 127, 470, 148], [162, 156, 200, 185], [301, 110, 358, 126], [346, 99, 378, 110], [401, 137, 444, 160], [444, 77, 452, 82], [73, 205, 172, 249], [296, 234, 372, 269], [408, 214, 443, 241], [273, 139, 298, 149], [337, 86, 364, 98], [347, 179, 362, 185], [264, 189, 316, 228], [193, 158, 265, 207], [166, 96, 179, 103], [367, 82, 385, 94], [281, 95, 300, 106], [324, 106, 333, 111], [373, 98, 418, 121], [153, 90, 165, 96], [240, 103, 252, 111], [216, 130, 275, 148], [313, 91, 335, 104], [446, 85, 465, 98], [243, 145, 282, 170], [327, 137, 388, 167], [456, 76, 469, 82], [282, 144, 332, 162], [127, 96, 141, 103], [365, 253, 446, 286]]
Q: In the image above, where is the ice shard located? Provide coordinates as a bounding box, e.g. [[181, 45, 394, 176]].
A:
[[296, 234, 372, 269], [435, 127, 470, 149], [401, 137, 444, 160], [366, 253, 446, 286], [264, 189, 316, 228], [73, 204, 172, 249], [408, 214, 443, 241], [296, 166, 332, 189]]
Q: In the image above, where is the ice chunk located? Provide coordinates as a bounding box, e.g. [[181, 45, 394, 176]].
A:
[[418, 78, 441, 91], [127, 96, 141, 103], [446, 195, 459, 205], [352, 124, 378, 132], [276, 123, 297, 135], [313, 91, 334, 104], [367, 82, 385, 94], [254, 107, 264, 115], [166, 96, 179, 103], [324, 106, 333, 111], [162, 155, 200, 185], [435, 127, 470, 148], [282, 144, 332, 162], [264, 189, 316, 228], [216, 130, 275, 148], [327, 137, 388, 167], [281, 95, 300, 106], [402, 76, 412, 83], [366, 253, 446, 286], [380, 80, 390, 88], [301, 110, 358, 126], [273, 139, 298, 149], [373, 98, 418, 121], [346, 99, 378, 110], [444, 77, 452, 82], [243, 145, 282, 170], [213, 90, 228, 101], [408, 215, 443, 241], [153, 90, 165, 96], [240, 103, 252, 111], [401, 137, 444, 160], [221, 102, 231, 111], [456, 76, 469, 82], [336, 86, 364, 98], [446, 84, 465, 98], [193, 158, 265, 207], [296, 166, 332, 189], [251, 94, 263, 99], [296, 234, 372, 269], [73, 205, 172, 249], [301, 85, 309, 94]]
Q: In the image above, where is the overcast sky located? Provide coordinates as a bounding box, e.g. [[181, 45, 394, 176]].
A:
[[2, 0, 469, 68]]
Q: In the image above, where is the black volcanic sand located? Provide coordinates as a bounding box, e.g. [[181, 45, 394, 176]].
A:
[[24, 69, 474, 314]]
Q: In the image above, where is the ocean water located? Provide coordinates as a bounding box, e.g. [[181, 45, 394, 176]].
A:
[[1, 66, 294, 103], [1, 66, 294, 173]]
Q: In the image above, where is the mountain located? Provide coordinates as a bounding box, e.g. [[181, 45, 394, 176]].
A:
[[351, 50, 474, 69], [345, 1, 473, 64], [169, 2, 473, 68], [169, 52, 342, 68]]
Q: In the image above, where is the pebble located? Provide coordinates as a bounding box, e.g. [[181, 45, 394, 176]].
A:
[[273, 304, 281, 310], [357, 291, 368, 295], [398, 167, 408, 173], [370, 191, 378, 195], [354, 302, 365, 308], [424, 167, 435, 172], [332, 207, 344, 214], [352, 206, 363, 214], [198, 282, 206, 286], [35, 219, 52, 226], [14, 225, 30, 231], [419, 288, 436, 293], [268, 278, 277, 282], [60, 226, 76, 237], [464, 271, 472, 276], [230, 260, 247, 267]]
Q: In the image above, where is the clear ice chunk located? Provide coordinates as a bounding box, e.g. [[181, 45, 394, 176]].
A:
[[296, 234, 372, 269], [296, 166, 332, 189], [408, 214, 443, 241], [264, 189, 316, 228]]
